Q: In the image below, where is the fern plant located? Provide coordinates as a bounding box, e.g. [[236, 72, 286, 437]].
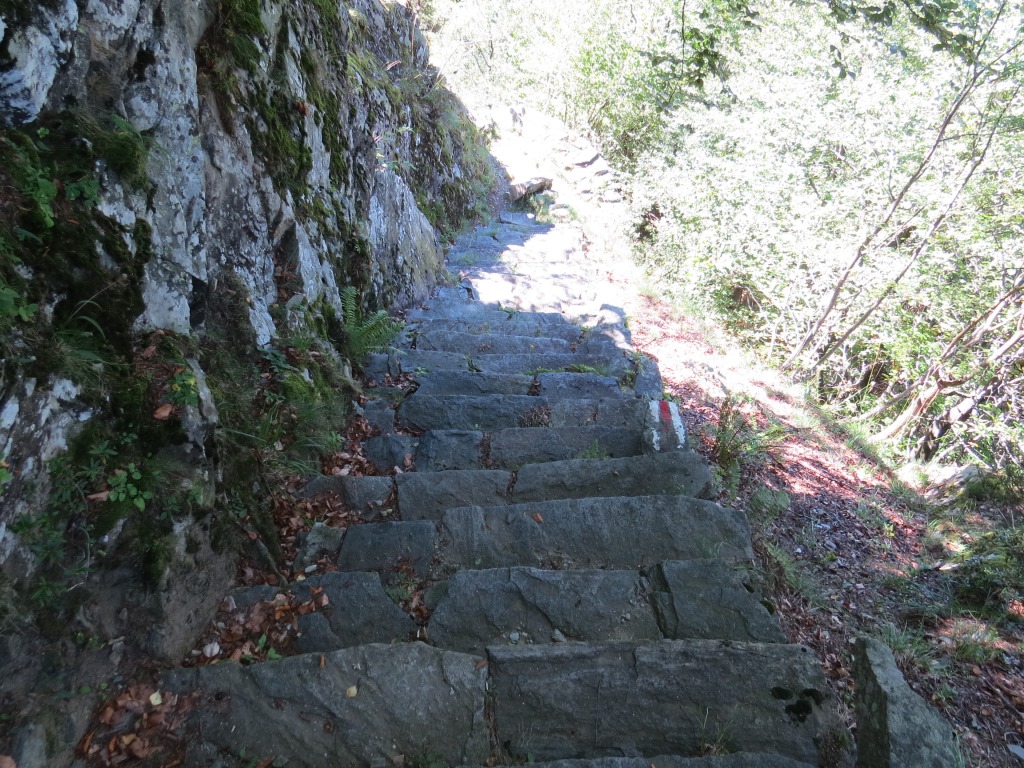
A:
[[339, 286, 403, 365]]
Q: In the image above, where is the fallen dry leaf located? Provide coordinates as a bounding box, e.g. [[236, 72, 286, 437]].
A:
[[152, 403, 174, 420]]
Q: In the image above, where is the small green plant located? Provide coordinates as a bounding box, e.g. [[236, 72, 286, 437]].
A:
[[877, 622, 934, 671], [166, 369, 200, 407], [339, 286, 403, 365], [107, 463, 153, 511], [707, 396, 788, 498], [579, 440, 610, 459], [0, 454, 13, 488], [748, 487, 790, 523], [762, 541, 823, 607], [384, 574, 418, 605]]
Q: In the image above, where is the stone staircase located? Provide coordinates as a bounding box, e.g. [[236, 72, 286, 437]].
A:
[[165, 214, 840, 767]]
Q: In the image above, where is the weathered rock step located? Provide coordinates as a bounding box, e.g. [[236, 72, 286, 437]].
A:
[[365, 425, 644, 472], [396, 451, 713, 520], [397, 394, 644, 433], [409, 329, 573, 355], [376, 349, 630, 381], [438, 495, 753, 569], [405, 318, 627, 346], [409, 370, 626, 398], [164, 643, 488, 768], [402, 328, 627, 357], [470, 278, 601, 311], [488, 640, 833, 766], [405, 299, 569, 326], [427, 562, 784, 654], [332, 496, 753, 578], [404, 299, 630, 333], [460, 754, 816, 768]]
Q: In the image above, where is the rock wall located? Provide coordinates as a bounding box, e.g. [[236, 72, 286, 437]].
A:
[[0, 2, 491, 760]]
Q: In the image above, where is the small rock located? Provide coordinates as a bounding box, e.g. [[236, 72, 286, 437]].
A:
[[551, 629, 566, 643], [509, 632, 520, 644]]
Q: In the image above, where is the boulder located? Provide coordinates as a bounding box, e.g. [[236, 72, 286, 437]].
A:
[[852, 636, 960, 767]]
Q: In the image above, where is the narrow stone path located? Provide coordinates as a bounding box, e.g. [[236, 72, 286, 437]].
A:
[[165, 212, 841, 766]]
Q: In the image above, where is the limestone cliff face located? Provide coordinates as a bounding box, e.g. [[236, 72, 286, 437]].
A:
[[0, 0, 483, 551], [0, 5, 488, 753]]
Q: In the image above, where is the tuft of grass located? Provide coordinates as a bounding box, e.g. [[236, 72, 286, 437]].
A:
[[748, 486, 790, 523]]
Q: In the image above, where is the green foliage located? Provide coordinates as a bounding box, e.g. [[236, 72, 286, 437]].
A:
[[705, 396, 787, 497], [0, 454, 12, 488], [338, 286, 403, 365], [951, 526, 1024, 610], [167, 369, 200, 408], [762, 541, 823, 607], [579, 440, 611, 459], [748, 486, 791, 522]]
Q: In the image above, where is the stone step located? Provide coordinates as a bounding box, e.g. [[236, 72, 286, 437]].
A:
[[394, 451, 712, 520], [404, 318, 593, 343], [408, 329, 573, 355], [486, 640, 833, 765], [405, 300, 568, 326], [164, 643, 488, 768], [397, 395, 644, 433], [408, 370, 628, 398], [381, 349, 631, 380], [488, 425, 644, 468], [511, 450, 714, 504], [290, 572, 416, 653], [460, 756, 816, 768], [425, 562, 783, 654], [332, 497, 753, 576], [365, 425, 644, 472], [427, 567, 661, 654], [404, 299, 629, 331], [435, 495, 754, 570]]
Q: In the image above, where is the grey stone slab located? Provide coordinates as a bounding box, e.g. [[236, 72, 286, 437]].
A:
[[417, 430, 484, 470], [400, 395, 648, 433], [397, 469, 510, 520], [647, 560, 786, 643], [548, 398, 649, 428], [853, 636, 960, 767], [294, 522, 345, 570], [440, 496, 754, 570], [298, 476, 395, 517], [392, 349, 472, 374], [398, 394, 551, 432], [487, 640, 832, 765], [428, 567, 659, 654], [410, 318, 584, 343], [499, 211, 538, 226], [633, 353, 665, 399], [338, 521, 436, 577], [364, 434, 420, 472], [413, 371, 534, 396], [458, 755, 816, 768], [414, 329, 571, 355], [291, 572, 415, 652], [165, 643, 488, 768], [471, 353, 629, 377], [362, 399, 396, 434], [513, 451, 714, 503], [537, 372, 625, 399], [488, 427, 643, 469], [405, 302, 566, 326]]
